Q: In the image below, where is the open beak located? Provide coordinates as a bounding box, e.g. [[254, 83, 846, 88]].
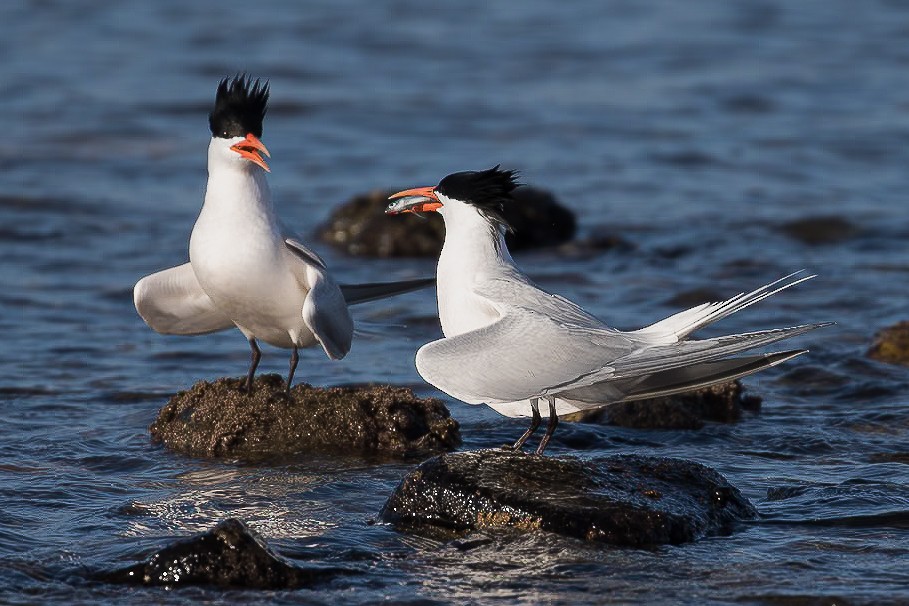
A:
[[386, 186, 442, 215], [230, 133, 271, 172]]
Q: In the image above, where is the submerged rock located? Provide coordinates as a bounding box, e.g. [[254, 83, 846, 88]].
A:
[[150, 374, 460, 460], [562, 380, 761, 429], [103, 518, 344, 588], [380, 449, 756, 546], [317, 186, 576, 257], [777, 215, 860, 245], [867, 321, 909, 366]]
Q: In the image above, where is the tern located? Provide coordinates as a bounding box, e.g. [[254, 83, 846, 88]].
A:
[[387, 166, 829, 454], [134, 74, 431, 392]]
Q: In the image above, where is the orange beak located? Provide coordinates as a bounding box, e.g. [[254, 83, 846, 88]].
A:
[[385, 186, 443, 215], [230, 133, 271, 172]]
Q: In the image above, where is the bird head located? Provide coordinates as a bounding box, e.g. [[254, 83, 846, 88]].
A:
[[208, 74, 271, 172], [386, 166, 520, 228]]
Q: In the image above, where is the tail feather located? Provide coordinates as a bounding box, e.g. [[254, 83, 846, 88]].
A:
[[634, 270, 816, 342], [561, 349, 807, 404], [614, 322, 830, 379], [340, 278, 435, 305]]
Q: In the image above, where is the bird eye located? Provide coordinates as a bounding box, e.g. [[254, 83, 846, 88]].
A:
[[222, 131, 229, 137]]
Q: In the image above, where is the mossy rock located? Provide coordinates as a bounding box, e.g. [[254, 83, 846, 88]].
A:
[[150, 374, 461, 460], [867, 321, 909, 366]]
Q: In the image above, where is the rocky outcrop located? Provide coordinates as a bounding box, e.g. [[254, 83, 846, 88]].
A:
[[867, 321, 909, 366], [563, 380, 761, 429], [102, 518, 346, 588], [317, 186, 576, 257], [150, 374, 460, 460], [381, 449, 757, 546]]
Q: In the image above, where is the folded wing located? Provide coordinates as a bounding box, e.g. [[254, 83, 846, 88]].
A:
[[415, 311, 638, 405]]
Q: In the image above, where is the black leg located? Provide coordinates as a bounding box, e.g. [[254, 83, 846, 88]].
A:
[[286, 346, 299, 394], [535, 396, 559, 455], [243, 338, 261, 392], [512, 398, 541, 451]]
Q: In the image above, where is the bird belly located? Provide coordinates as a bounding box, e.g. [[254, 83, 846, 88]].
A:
[[190, 228, 311, 349]]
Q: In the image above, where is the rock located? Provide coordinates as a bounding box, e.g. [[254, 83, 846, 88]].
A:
[[380, 449, 757, 546], [777, 215, 860, 245], [867, 321, 909, 366], [102, 518, 344, 588], [562, 381, 761, 429], [317, 186, 576, 257], [150, 374, 461, 460]]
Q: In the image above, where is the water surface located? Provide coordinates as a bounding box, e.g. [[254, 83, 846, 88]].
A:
[[2, 1, 909, 604]]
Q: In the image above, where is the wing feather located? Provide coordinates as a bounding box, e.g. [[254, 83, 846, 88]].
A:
[[415, 311, 637, 405], [283, 239, 354, 359], [133, 263, 234, 335]]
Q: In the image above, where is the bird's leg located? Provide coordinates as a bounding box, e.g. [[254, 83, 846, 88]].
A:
[[535, 396, 559, 455], [286, 346, 299, 394], [512, 398, 541, 451], [242, 338, 262, 392]]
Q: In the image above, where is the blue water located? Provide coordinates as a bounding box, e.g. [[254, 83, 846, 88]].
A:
[[3, 0, 909, 603]]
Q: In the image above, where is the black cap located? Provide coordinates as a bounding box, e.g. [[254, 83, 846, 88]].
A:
[[437, 165, 521, 227], [208, 74, 269, 139]]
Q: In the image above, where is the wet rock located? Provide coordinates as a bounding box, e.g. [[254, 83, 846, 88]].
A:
[[317, 186, 576, 257], [867, 321, 909, 366], [150, 374, 460, 460], [777, 215, 860, 245], [562, 381, 761, 429], [103, 518, 344, 588], [380, 449, 757, 546]]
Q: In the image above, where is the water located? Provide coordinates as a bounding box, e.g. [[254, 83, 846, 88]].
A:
[[2, 0, 909, 603]]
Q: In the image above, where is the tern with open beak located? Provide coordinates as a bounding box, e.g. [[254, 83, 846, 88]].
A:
[[134, 74, 431, 392]]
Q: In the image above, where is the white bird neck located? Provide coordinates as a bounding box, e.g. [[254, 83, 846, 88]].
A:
[[201, 138, 275, 224], [438, 202, 514, 271], [435, 200, 516, 336]]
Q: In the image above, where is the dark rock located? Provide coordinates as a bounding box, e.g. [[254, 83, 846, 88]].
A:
[[777, 215, 860, 245], [150, 374, 460, 460], [867, 321, 909, 366], [317, 186, 576, 257], [380, 449, 757, 546], [562, 381, 761, 429], [102, 518, 344, 588]]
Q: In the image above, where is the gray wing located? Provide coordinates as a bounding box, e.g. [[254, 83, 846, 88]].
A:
[[284, 239, 353, 359], [561, 349, 807, 404], [286, 236, 435, 305], [474, 273, 608, 331], [418, 269, 828, 405], [133, 263, 234, 335], [415, 310, 638, 405], [560, 323, 830, 393]]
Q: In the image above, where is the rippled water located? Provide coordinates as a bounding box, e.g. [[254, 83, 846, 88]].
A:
[[3, 0, 909, 603]]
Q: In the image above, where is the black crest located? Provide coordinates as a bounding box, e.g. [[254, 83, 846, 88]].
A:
[[208, 74, 269, 139], [436, 165, 521, 227]]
